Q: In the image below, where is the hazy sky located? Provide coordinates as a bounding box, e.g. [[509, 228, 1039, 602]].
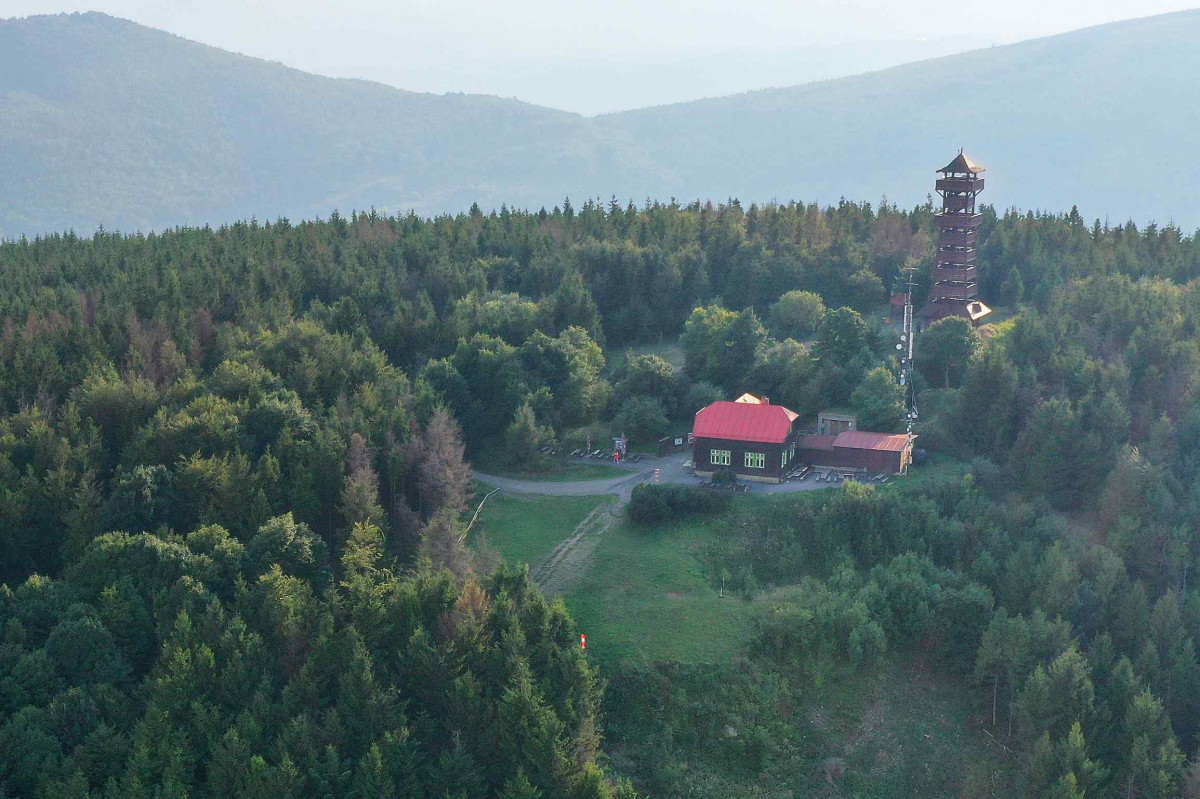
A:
[[7, 0, 1200, 112]]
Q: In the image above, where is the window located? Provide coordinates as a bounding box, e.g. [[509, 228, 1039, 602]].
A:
[[744, 451, 765, 469], [781, 451, 788, 469], [710, 449, 731, 466]]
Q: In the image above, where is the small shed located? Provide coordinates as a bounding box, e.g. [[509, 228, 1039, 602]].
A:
[[816, 410, 857, 436]]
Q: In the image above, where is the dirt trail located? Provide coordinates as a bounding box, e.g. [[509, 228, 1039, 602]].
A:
[[475, 453, 832, 594], [472, 461, 661, 596], [530, 497, 625, 596]]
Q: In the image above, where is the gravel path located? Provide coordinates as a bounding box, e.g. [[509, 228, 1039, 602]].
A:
[[473, 467, 649, 501], [475, 452, 840, 498], [474, 453, 839, 595]]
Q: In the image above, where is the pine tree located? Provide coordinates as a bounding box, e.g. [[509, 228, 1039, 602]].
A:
[[340, 433, 387, 558], [1000, 265, 1025, 306], [418, 510, 475, 583], [499, 771, 543, 799], [503, 402, 555, 470], [353, 744, 396, 799], [414, 408, 473, 517]]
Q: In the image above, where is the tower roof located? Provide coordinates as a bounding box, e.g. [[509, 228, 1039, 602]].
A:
[[938, 151, 986, 174]]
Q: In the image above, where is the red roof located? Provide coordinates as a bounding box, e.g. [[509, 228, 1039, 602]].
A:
[[833, 431, 911, 452], [693, 401, 799, 444], [798, 434, 837, 451]]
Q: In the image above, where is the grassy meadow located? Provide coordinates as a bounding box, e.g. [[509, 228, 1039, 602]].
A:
[[469, 469, 1020, 798], [470, 490, 615, 568], [564, 515, 759, 667]]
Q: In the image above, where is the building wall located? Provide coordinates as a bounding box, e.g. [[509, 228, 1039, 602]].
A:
[[693, 436, 793, 482], [796, 444, 907, 474], [839, 446, 902, 474], [816, 412, 857, 435]]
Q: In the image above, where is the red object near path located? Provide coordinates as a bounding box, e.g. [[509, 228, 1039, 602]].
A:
[[580, 634, 587, 650]]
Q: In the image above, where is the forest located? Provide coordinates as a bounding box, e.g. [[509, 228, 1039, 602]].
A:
[[2, 195, 1200, 797]]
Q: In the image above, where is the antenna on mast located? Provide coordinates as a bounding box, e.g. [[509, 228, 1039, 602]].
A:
[[898, 263, 918, 442]]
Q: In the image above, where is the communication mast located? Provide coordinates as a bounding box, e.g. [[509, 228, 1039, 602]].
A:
[[897, 265, 918, 440]]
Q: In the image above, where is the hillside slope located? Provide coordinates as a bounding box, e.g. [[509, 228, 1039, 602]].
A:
[[0, 12, 654, 235], [2, 11, 1200, 235], [598, 10, 1200, 226]]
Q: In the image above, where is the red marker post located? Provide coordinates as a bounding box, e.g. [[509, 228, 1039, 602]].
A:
[[580, 633, 587, 650]]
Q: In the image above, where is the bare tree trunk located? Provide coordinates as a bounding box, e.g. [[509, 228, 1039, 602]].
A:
[[992, 674, 998, 727], [1006, 687, 1014, 741]]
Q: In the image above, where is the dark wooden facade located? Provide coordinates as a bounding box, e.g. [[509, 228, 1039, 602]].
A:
[[796, 432, 913, 475], [693, 433, 799, 483], [919, 152, 992, 324]]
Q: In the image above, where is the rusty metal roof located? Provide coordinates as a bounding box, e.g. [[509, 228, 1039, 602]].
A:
[[798, 434, 838, 451], [833, 431, 911, 452], [693, 401, 799, 444], [938, 151, 986, 174]]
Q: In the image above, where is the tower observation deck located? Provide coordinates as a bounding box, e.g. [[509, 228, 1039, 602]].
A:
[[918, 151, 992, 324]]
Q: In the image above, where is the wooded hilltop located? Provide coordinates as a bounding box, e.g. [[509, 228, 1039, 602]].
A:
[[3, 197, 1200, 796]]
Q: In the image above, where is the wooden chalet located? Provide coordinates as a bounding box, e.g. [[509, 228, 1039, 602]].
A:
[[691, 396, 800, 483]]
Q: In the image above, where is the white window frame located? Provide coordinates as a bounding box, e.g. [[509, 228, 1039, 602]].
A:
[[710, 449, 731, 466], [744, 451, 765, 469]]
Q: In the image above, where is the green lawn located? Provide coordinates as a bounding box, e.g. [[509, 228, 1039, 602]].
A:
[[470, 491, 615, 568], [563, 515, 759, 667], [468, 470, 1011, 796], [889, 453, 971, 489], [560, 470, 978, 668], [559, 484, 1017, 797]]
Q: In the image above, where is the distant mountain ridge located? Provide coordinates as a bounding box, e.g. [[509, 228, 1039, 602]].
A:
[[3, 10, 1200, 236]]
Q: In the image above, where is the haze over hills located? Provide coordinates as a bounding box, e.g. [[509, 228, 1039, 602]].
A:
[[2, 9, 1200, 237], [597, 9, 1200, 230], [342, 35, 1007, 115]]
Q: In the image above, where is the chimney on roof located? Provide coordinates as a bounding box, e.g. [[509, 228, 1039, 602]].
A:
[[762, 397, 770, 405]]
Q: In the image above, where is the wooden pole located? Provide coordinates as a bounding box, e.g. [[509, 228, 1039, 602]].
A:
[[465, 487, 502, 533]]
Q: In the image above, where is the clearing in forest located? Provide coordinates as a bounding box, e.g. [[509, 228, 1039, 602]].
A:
[[563, 515, 759, 666], [469, 492, 616, 569]]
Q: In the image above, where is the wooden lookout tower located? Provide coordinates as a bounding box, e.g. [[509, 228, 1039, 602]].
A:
[[919, 151, 991, 325]]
